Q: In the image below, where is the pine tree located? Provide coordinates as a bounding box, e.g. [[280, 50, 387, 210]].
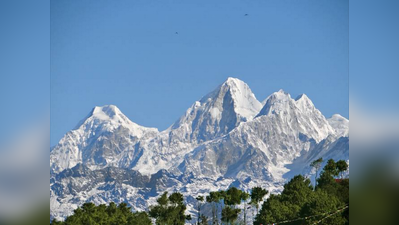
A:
[[336, 160, 348, 179], [51, 202, 151, 225], [196, 195, 204, 225], [221, 206, 241, 225], [206, 191, 222, 225], [254, 163, 348, 225], [149, 191, 190, 225], [241, 192, 250, 225], [311, 157, 323, 189], [250, 187, 268, 217]]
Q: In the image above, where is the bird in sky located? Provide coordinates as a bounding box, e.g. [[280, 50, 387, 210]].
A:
[[244, 14, 249, 16], [175, 32, 178, 34]]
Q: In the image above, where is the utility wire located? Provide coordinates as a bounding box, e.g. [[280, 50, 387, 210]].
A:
[[266, 205, 348, 225], [312, 205, 348, 224]]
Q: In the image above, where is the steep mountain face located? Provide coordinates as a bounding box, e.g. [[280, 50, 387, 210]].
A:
[[50, 78, 349, 221], [169, 77, 262, 143]]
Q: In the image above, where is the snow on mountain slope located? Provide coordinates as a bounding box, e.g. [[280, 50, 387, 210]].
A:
[[50, 79, 349, 220], [176, 90, 338, 183], [328, 114, 349, 137], [129, 77, 263, 174], [257, 91, 336, 142], [50, 105, 158, 173], [170, 77, 262, 143], [284, 135, 349, 182]]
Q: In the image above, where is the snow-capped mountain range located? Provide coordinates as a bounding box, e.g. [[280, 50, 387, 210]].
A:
[[50, 77, 349, 220]]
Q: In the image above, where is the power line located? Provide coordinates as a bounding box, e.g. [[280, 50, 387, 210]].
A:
[[265, 205, 348, 225], [312, 205, 348, 224]]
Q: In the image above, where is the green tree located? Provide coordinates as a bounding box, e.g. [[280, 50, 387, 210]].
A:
[[225, 187, 243, 206], [240, 191, 250, 225], [323, 159, 339, 177], [51, 202, 151, 225], [255, 175, 314, 225], [311, 157, 323, 188], [149, 192, 169, 225], [221, 206, 241, 225], [300, 190, 346, 225], [336, 160, 348, 179], [149, 191, 190, 225], [128, 212, 152, 225], [206, 191, 222, 225], [280, 175, 314, 206], [250, 187, 268, 216], [196, 195, 204, 225], [254, 194, 291, 225], [255, 163, 348, 225], [317, 159, 349, 205]]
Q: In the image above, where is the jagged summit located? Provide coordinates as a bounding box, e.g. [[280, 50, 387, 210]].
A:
[[255, 90, 336, 142], [170, 78, 262, 142], [224, 76, 242, 85], [220, 77, 262, 119], [277, 89, 289, 95], [256, 89, 292, 116], [295, 93, 307, 101], [295, 93, 317, 112]]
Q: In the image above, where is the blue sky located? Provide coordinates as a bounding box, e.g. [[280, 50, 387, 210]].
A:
[[51, 0, 348, 146], [0, 0, 49, 143]]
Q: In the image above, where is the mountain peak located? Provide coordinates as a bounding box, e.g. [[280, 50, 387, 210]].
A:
[[330, 114, 348, 121], [294, 93, 316, 112], [270, 89, 291, 99], [73, 105, 126, 129], [327, 114, 349, 137], [295, 93, 308, 101], [221, 77, 262, 120], [74, 105, 158, 134], [256, 90, 292, 116], [91, 105, 121, 120], [171, 77, 262, 142], [226, 76, 240, 82], [224, 77, 242, 86], [277, 89, 288, 94], [222, 77, 248, 92], [198, 77, 262, 120]]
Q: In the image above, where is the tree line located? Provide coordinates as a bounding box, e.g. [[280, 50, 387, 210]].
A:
[[51, 159, 348, 225]]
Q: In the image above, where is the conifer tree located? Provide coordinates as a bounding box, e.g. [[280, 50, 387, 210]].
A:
[[50, 202, 151, 225], [241, 191, 250, 225], [196, 195, 204, 225], [221, 206, 241, 225], [336, 160, 348, 179], [149, 191, 190, 225], [311, 157, 324, 188], [250, 187, 268, 216], [206, 191, 222, 225]]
